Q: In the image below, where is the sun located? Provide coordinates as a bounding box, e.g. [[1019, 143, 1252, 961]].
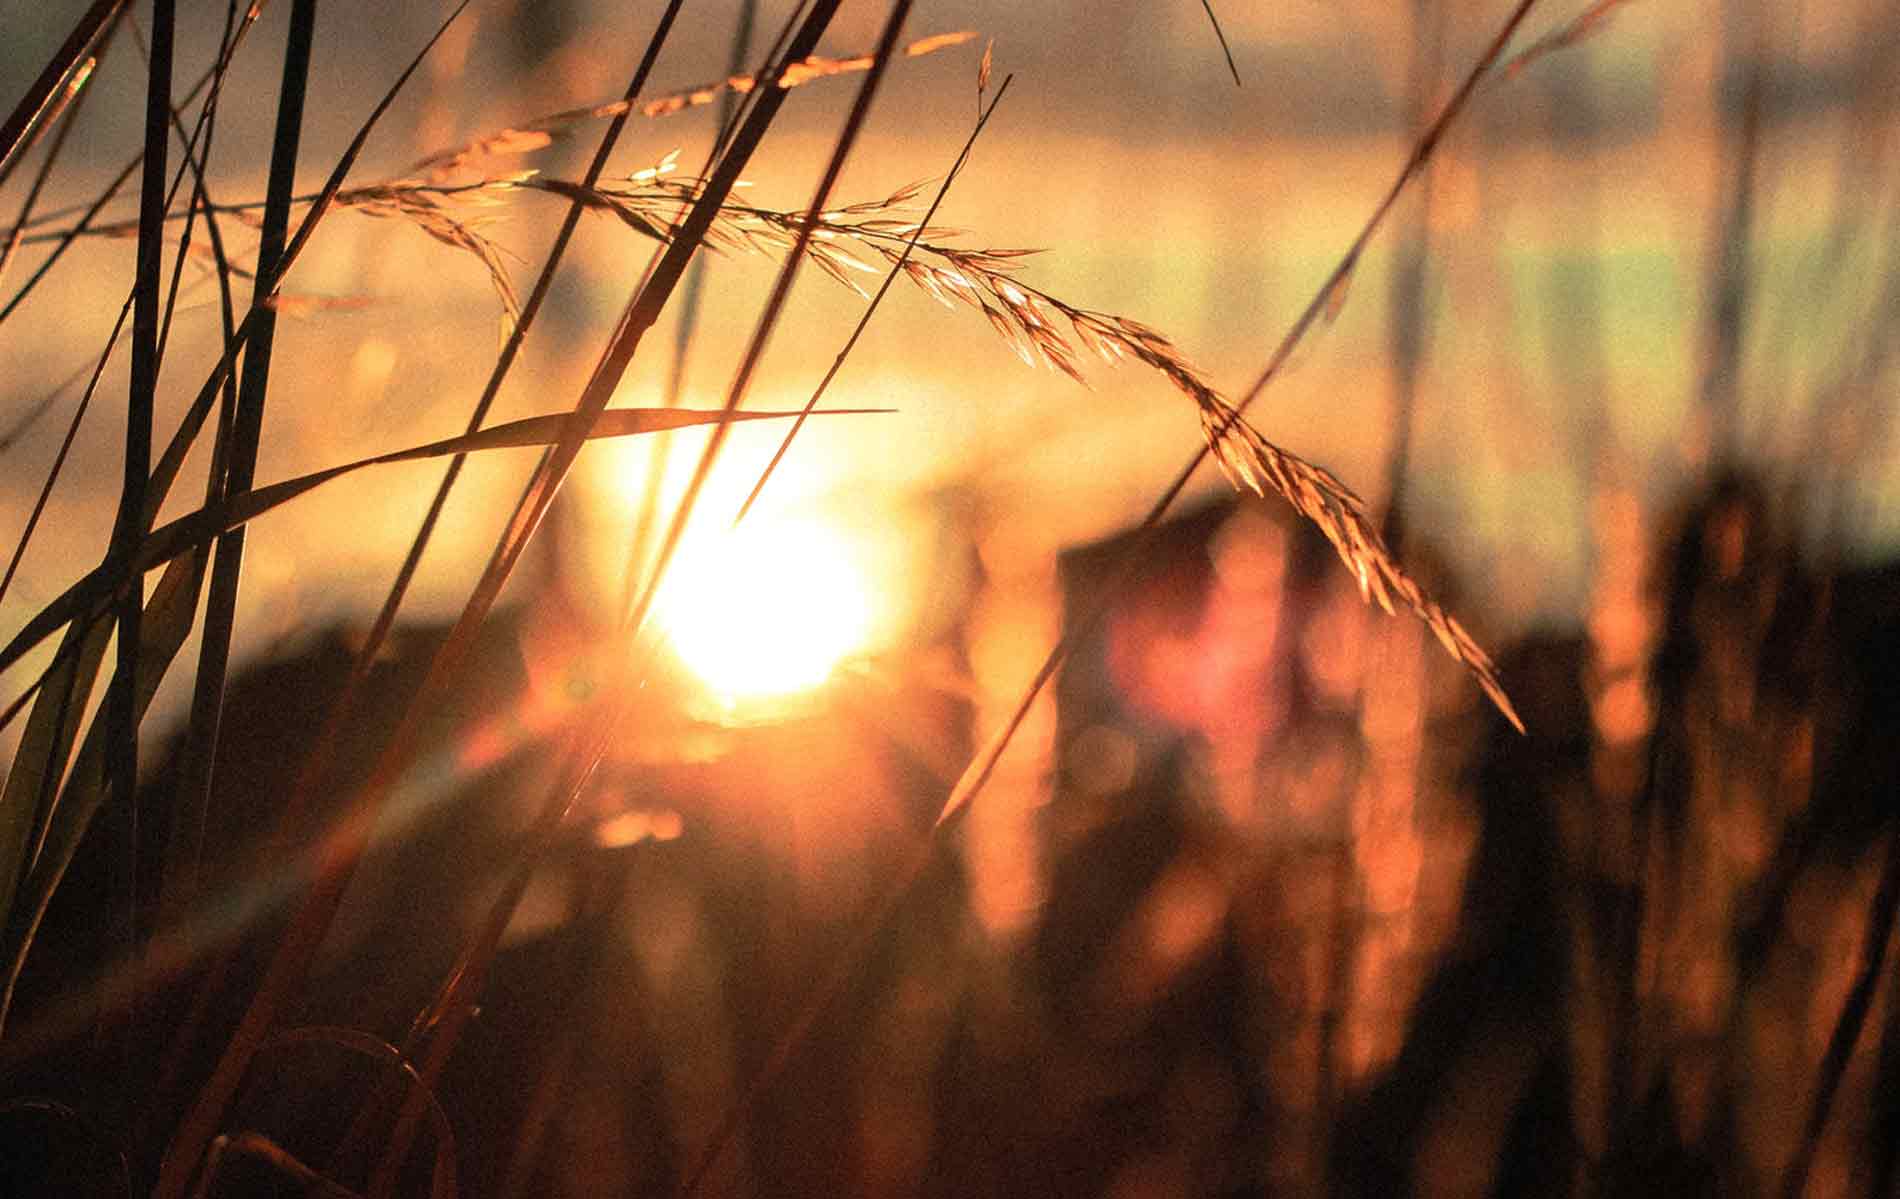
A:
[[654, 514, 876, 707]]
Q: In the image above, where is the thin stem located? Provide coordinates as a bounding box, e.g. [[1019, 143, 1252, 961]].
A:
[[169, 0, 318, 956], [0, 6, 265, 327], [937, 0, 1544, 834], [624, 0, 761, 617], [0, 0, 125, 185], [0, 21, 106, 295], [373, 4, 900, 1192], [734, 75, 1013, 526], [1197, 0, 1242, 85]]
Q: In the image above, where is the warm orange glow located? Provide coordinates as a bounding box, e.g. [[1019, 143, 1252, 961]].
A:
[[655, 515, 876, 707]]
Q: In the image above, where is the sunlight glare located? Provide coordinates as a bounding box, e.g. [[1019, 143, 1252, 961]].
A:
[[656, 515, 875, 706]]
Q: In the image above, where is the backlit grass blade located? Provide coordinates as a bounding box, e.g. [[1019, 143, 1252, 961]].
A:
[[95, 0, 174, 1047], [155, 4, 849, 1188], [0, 406, 887, 682], [0, 617, 111, 964], [155, 0, 248, 928], [734, 73, 1012, 525], [0, 0, 125, 186], [269, 0, 710, 1177], [169, 0, 317, 971], [0, 0, 255, 953], [409, 28, 974, 176], [0, 3, 268, 328], [0, 548, 206, 1033], [0, 5, 484, 960], [0, 17, 106, 295]]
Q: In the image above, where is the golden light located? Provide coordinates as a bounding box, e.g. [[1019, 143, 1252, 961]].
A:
[[654, 514, 877, 707]]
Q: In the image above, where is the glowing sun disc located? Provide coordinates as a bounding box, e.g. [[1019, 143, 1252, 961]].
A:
[[655, 516, 875, 704]]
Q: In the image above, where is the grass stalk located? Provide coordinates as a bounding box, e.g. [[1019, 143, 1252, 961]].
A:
[[370, 6, 906, 1190], [621, 0, 906, 643], [305, 0, 694, 809], [0, 0, 126, 186], [0, 18, 108, 297], [735, 73, 1013, 526], [937, 0, 1543, 836], [669, 7, 1545, 1192], [0, 0, 474, 698], [152, 2, 854, 1189], [0, 0, 256, 619], [625, 0, 761, 617], [150, 0, 249, 936], [141, 28, 674, 1088], [0, 5, 268, 329], [165, 0, 318, 975], [128, 15, 706, 1101], [1197, 0, 1242, 86], [0, 7, 259, 982], [94, 0, 175, 1087]]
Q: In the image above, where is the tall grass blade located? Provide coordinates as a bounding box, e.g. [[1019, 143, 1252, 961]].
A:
[[132, 0, 477, 560], [152, 0, 247, 933], [330, 0, 695, 784], [0, 26, 104, 295], [0, 407, 882, 681], [301, 7, 702, 1174], [0, 617, 111, 976], [0, 0, 254, 612], [0, 0, 261, 953], [378, 0, 917, 1135], [0, 0, 125, 185], [92, 0, 174, 1065], [139, 13, 241, 389], [0, 3, 267, 328], [155, 0, 845, 1176], [0, 0, 478, 811], [170, 0, 318, 971], [155, 26, 708, 1138], [628, 0, 760, 613], [622, 0, 907, 643], [637, 9, 924, 1193], [344, 0, 912, 1186], [0, 548, 206, 1034]]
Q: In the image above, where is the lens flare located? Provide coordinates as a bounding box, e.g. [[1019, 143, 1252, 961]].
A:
[[655, 515, 875, 706]]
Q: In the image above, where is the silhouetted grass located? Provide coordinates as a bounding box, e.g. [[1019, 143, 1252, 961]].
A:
[[2, 2, 1898, 1196]]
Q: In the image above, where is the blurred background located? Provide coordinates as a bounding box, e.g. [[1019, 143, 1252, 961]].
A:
[[2, 0, 1899, 1195]]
